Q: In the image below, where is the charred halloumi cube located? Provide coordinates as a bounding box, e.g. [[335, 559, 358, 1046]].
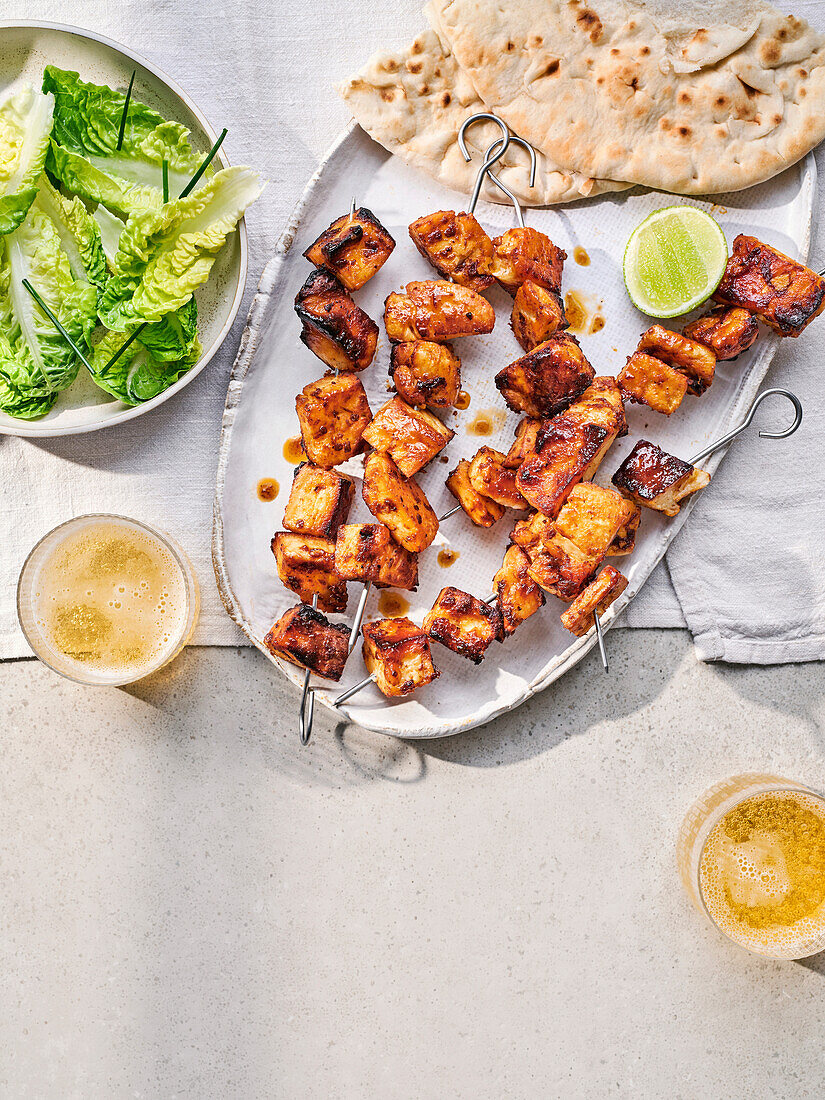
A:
[[468, 447, 526, 509], [282, 463, 354, 538], [516, 421, 609, 519], [362, 617, 440, 696], [362, 450, 439, 552], [555, 483, 640, 563], [362, 396, 453, 476], [294, 269, 378, 372], [384, 280, 495, 342], [272, 532, 348, 613], [612, 440, 710, 517], [617, 351, 689, 416], [495, 332, 595, 418], [423, 587, 501, 664], [264, 603, 350, 681], [511, 281, 567, 352], [389, 340, 461, 409], [446, 459, 505, 527], [408, 210, 494, 292], [638, 324, 716, 396], [504, 417, 541, 469], [511, 512, 599, 600], [560, 375, 627, 440], [493, 543, 545, 638], [518, 375, 627, 517], [560, 566, 628, 637], [683, 306, 759, 361], [491, 227, 566, 296], [304, 206, 395, 290], [713, 234, 825, 337], [334, 523, 419, 590], [296, 374, 372, 468]]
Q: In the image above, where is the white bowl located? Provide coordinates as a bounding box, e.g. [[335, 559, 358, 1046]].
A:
[[0, 20, 248, 437]]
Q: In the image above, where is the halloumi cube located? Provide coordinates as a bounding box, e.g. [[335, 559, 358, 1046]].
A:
[[493, 543, 545, 638], [294, 269, 378, 372], [362, 396, 453, 476], [713, 233, 825, 337], [446, 459, 505, 527], [362, 617, 440, 697], [384, 280, 495, 342], [683, 306, 758, 361], [423, 587, 501, 664], [555, 483, 640, 562], [408, 210, 494, 291], [272, 532, 348, 613], [389, 340, 461, 409], [264, 603, 350, 681], [511, 512, 600, 601], [516, 421, 609, 518], [282, 463, 354, 538], [468, 447, 526, 509], [617, 352, 688, 416], [495, 332, 595, 418], [504, 417, 541, 469], [491, 227, 565, 295], [638, 324, 716, 396], [304, 206, 395, 290], [560, 566, 628, 637], [612, 440, 710, 517], [362, 450, 439, 552], [296, 374, 372, 468], [511, 281, 566, 351], [334, 524, 419, 591]]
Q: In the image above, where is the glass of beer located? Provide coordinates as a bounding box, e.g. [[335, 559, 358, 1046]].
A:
[[17, 514, 199, 687], [677, 773, 825, 959]]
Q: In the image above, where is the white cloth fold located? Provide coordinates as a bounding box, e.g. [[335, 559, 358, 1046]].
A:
[[0, 0, 823, 663]]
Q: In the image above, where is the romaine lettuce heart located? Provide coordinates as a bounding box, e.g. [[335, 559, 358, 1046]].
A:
[[89, 317, 202, 405], [0, 84, 55, 236], [32, 176, 107, 289], [43, 66, 203, 217], [98, 166, 262, 330], [0, 205, 98, 417]]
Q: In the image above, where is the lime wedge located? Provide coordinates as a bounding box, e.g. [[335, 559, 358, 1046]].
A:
[[623, 206, 728, 318]]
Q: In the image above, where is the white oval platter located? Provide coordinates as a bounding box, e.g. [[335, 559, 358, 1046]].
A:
[[213, 121, 815, 738], [0, 21, 247, 437]]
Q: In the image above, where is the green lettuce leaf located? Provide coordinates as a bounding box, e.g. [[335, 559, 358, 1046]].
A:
[[43, 66, 202, 217], [0, 83, 55, 235], [88, 315, 202, 404], [32, 176, 107, 289], [0, 205, 98, 417], [98, 166, 262, 330]]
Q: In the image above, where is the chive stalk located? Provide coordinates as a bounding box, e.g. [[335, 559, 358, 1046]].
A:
[[116, 70, 137, 152]]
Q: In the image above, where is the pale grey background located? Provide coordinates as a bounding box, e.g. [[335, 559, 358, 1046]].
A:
[[2, 2, 825, 1098]]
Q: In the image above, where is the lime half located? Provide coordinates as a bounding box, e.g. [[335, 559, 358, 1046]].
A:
[[623, 206, 728, 319]]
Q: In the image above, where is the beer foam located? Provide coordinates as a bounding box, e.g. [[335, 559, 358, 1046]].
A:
[[33, 522, 188, 680], [700, 790, 825, 957]]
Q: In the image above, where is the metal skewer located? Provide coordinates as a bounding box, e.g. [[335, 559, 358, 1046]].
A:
[[687, 388, 802, 464], [298, 593, 318, 745]]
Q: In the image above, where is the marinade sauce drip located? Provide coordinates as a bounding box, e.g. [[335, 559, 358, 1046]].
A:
[[257, 478, 279, 501]]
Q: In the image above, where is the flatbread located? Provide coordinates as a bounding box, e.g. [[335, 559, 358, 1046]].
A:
[[427, 0, 825, 194], [340, 29, 630, 206]]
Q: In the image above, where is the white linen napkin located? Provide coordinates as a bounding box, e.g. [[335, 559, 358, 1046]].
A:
[[1, 0, 823, 664]]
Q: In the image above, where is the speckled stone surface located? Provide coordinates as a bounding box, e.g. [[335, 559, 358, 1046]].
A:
[[2, 633, 824, 1098]]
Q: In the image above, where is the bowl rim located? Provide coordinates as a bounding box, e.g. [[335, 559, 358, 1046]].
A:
[[0, 19, 249, 438]]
